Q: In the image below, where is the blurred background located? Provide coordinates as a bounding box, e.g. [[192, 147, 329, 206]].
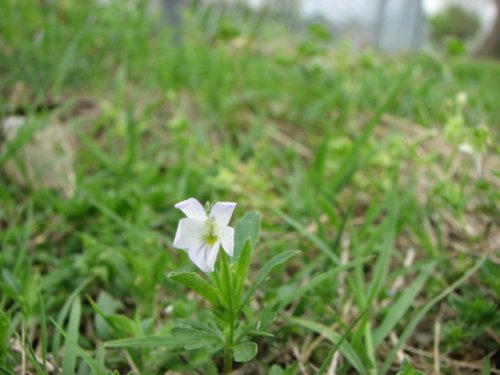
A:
[[154, 0, 499, 55]]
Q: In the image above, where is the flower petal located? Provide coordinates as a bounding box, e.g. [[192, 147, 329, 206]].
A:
[[216, 225, 234, 256], [210, 202, 236, 226], [173, 218, 206, 249], [188, 242, 220, 273], [175, 198, 207, 220]]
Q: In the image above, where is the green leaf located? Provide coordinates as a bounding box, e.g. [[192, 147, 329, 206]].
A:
[[0, 365, 16, 375], [168, 320, 223, 352], [94, 291, 124, 339], [395, 360, 425, 375], [233, 341, 258, 362], [106, 314, 140, 336], [171, 325, 222, 352], [234, 240, 253, 299], [373, 262, 435, 347], [233, 211, 261, 261], [0, 310, 10, 366], [219, 251, 234, 311], [168, 271, 219, 306], [366, 183, 399, 306], [105, 335, 181, 349], [82, 190, 169, 244], [25, 336, 48, 375], [38, 296, 48, 372], [269, 365, 284, 375], [1, 269, 21, 296], [240, 250, 300, 309], [275, 256, 372, 310], [88, 297, 139, 338], [52, 278, 92, 370], [482, 359, 491, 375], [62, 297, 81, 375], [52, 320, 107, 375]]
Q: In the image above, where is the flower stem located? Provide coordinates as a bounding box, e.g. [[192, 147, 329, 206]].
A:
[[221, 252, 234, 374]]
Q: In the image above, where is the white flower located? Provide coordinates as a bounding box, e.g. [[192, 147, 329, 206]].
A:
[[457, 91, 468, 106], [173, 198, 236, 272], [459, 142, 474, 155]]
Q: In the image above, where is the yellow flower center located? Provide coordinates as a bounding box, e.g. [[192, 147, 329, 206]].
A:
[[205, 219, 218, 246], [206, 233, 218, 246]]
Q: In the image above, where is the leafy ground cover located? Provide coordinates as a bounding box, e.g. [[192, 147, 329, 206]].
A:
[[0, 1, 499, 374]]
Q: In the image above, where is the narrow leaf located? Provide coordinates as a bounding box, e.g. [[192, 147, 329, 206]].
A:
[[52, 321, 107, 375], [275, 256, 372, 310], [233, 211, 261, 261], [395, 360, 425, 375], [52, 278, 92, 371], [0, 365, 16, 375], [233, 342, 258, 363], [373, 262, 435, 347], [38, 296, 48, 372], [105, 335, 180, 349], [240, 250, 300, 309], [366, 184, 399, 306], [234, 240, 253, 298], [481, 359, 491, 375], [61, 297, 81, 375], [274, 208, 339, 264], [88, 297, 139, 338], [168, 271, 219, 306]]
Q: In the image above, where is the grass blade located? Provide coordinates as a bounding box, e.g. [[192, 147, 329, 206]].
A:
[[168, 271, 219, 306], [38, 295, 48, 372], [52, 278, 91, 375], [105, 335, 181, 349], [53, 321, 107, 375], [239, 250, 300, 310], [289, 317, 368, 375], [373, 262, 436, 347], [317, 308, 369, 375], [379, 256, 487, 375], [275, 256, 373, 310], [274, 208, 339, 264], [61, 297, 81, 375]]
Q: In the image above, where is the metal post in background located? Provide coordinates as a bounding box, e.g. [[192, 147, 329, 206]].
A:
[[376, 0, 388, 49]]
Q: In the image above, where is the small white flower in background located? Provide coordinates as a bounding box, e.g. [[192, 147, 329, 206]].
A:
[[456, 91, 468, 106], [173, 198, 236, 273]]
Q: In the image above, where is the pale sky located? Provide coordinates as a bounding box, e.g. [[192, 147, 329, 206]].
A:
[[245, 0, 497, 27]]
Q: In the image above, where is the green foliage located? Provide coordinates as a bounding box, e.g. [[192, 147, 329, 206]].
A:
[[442, 285, 500, 352], [450, 295, 499, 328], [430, 5, 481, 44], [0, 311, 10, 366], [168, 272, 220, 307], [395, 360, 425, 375], [233, 211, 261, 261], [171, 320, 223, 351], [233, 341, 258, 362], [308, 23, 331, 42], [61, 297, 82, 374]]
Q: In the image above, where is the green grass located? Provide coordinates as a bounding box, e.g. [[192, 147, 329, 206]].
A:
[[1, 1, 499, 374]]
